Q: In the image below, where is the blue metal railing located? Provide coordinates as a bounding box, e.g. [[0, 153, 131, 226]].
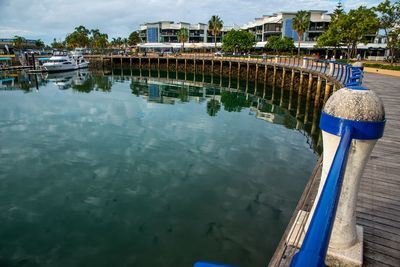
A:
[[290, 125, 354, 267]]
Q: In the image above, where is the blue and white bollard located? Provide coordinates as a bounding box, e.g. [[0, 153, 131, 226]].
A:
[[307, 85, 385, 266]]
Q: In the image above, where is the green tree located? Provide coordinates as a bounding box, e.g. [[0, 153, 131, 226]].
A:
[[65, 26, 90, 48], [51, 38, 65, 49], [222, 29, 255, 53], [90, 29, 109, 52], [208, 15, 224, 51], [373, 0, 400, 64], [177, 28, 189, 50], [128, 31, 141, 46], [110, 37, 124, 48], [292, 10, 310, 56], [35, 39, 45, 49], [265, 36, 295, 55], [332, 0, 345, 19], [13, 36, 26, 50], [338, 6, 379, 58]]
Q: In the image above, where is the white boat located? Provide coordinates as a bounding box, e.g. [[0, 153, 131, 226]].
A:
[[43, 50, 89, 72]]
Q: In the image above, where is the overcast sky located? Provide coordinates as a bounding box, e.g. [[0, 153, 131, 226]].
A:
[[0, 0, 382, 44]]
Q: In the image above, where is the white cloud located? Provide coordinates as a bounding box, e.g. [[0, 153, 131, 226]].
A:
[[0, 0, 382, 44]]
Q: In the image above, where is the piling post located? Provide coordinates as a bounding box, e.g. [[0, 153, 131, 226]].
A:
[[314, 76, 322, 109], [176, 58, 178, 72], [185, 59, 187, 72], [229, 61, 232, 77], [139, 57, 141, 68], [288, 69, 295, 110], [148, 57, 151, 68], [167, 57, 169, 71], [120, 57, 123, 68], [255, 63, 259, 83], [273, 65, 277, 86], [246, 62, 249, 83], [202, 59, 205, 73], [130, 57, 132, 68], [324, 81, 332, 104], [280, 67, 286, 106], [220, 60, 223, 76], [157, 57, 160, 69], [296, 71, 304, 118], [211, 59, 214, 74]]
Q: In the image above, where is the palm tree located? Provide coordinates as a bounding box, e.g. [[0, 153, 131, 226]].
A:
[[292, 10, 310, 56], [14, 36, 26, 51], [177, 28, 189, 51], [208, 15, 223, 51], [35, 39, 45, 50]]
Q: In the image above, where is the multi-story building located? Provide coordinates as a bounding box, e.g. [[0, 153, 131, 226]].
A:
[[241, 10, 331, 42], [139, 21, 238, 44], [137, 10, 386, 56]]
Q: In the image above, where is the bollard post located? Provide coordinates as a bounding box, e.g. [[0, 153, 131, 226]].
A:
[[305, 86, 385, 267]]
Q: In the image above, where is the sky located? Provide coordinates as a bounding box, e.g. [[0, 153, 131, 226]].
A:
[[0, 0, 382, 44]]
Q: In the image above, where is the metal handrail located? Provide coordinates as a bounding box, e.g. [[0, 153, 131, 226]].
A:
[[290, 125, 354, 267]]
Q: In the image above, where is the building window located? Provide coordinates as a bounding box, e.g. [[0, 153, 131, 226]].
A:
[[147, 27, 159, 43]]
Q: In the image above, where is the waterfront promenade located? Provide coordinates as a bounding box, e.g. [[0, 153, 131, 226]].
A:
[[357, 73, 400, 266]]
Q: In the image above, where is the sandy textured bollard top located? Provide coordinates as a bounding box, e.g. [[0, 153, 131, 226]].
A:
[[324, 87, 385, 121]]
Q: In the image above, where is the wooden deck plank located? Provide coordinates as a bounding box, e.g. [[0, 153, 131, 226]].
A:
[[358, 73, 400, 267]]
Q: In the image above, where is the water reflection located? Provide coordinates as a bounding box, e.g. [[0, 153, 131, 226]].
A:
[[1, 68, 322, 154], [0, 68, 320, 267]]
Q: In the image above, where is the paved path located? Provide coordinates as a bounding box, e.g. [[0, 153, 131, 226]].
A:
[[358, 73, 400, 266]]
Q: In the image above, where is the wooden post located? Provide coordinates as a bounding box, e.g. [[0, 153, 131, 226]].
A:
[[211, 60, 214, 74], [323, 81, 332, 104], [273, 65, 277, 86], [304, 73, 314, 124], [229, 61, 232, 77], [167, 57, 169, 71], [264, 65, 268, 85], [185, 59, 187, 72], [176, 58, 178, 72], [194, 59, 196, 73], [139, 57, 141, 68], [296, 71, 304, 118], [202, 59, 205, 73], [288, 69, 295, 110], [148, 57, 150, 68], [280, 67, 286, 106], [130, 57, 132, 68], [255, 63, 259, 83], [246, 62, 249, 83], [314, 76, 322, 109], [220, 60, 223, 76]]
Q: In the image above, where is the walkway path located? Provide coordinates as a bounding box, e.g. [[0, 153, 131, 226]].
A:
[[358, 73, 400, 266]]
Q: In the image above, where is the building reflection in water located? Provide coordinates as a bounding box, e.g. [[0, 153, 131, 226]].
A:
[[0, 68, 322, 153]]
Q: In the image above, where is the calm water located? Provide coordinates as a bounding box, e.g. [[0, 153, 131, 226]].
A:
[[0, 70, 318, 267]]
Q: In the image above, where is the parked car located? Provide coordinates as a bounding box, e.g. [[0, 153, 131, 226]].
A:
[[214, 51, 224, 57]]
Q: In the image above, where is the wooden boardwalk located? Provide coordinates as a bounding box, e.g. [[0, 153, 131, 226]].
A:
[[269, 73, 400, 266], [357, 73, 400, 266]]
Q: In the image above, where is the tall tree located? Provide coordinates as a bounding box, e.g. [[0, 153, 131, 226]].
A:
[[90, 29, 108, 52], [338, 6, 379, 58], [332, 0, 345, 19], [177, 28, 189, 50], [292, 10, 310, 56], [51, 38, 65, 49], [222, 29, 255, 53], [65, 26, 90, 48], [208, 15, 224, 51], [35, 39, 45, 50], [128, 31, 141, 46], [373, 0, 400, 64], [13, 36, 26, 51]]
